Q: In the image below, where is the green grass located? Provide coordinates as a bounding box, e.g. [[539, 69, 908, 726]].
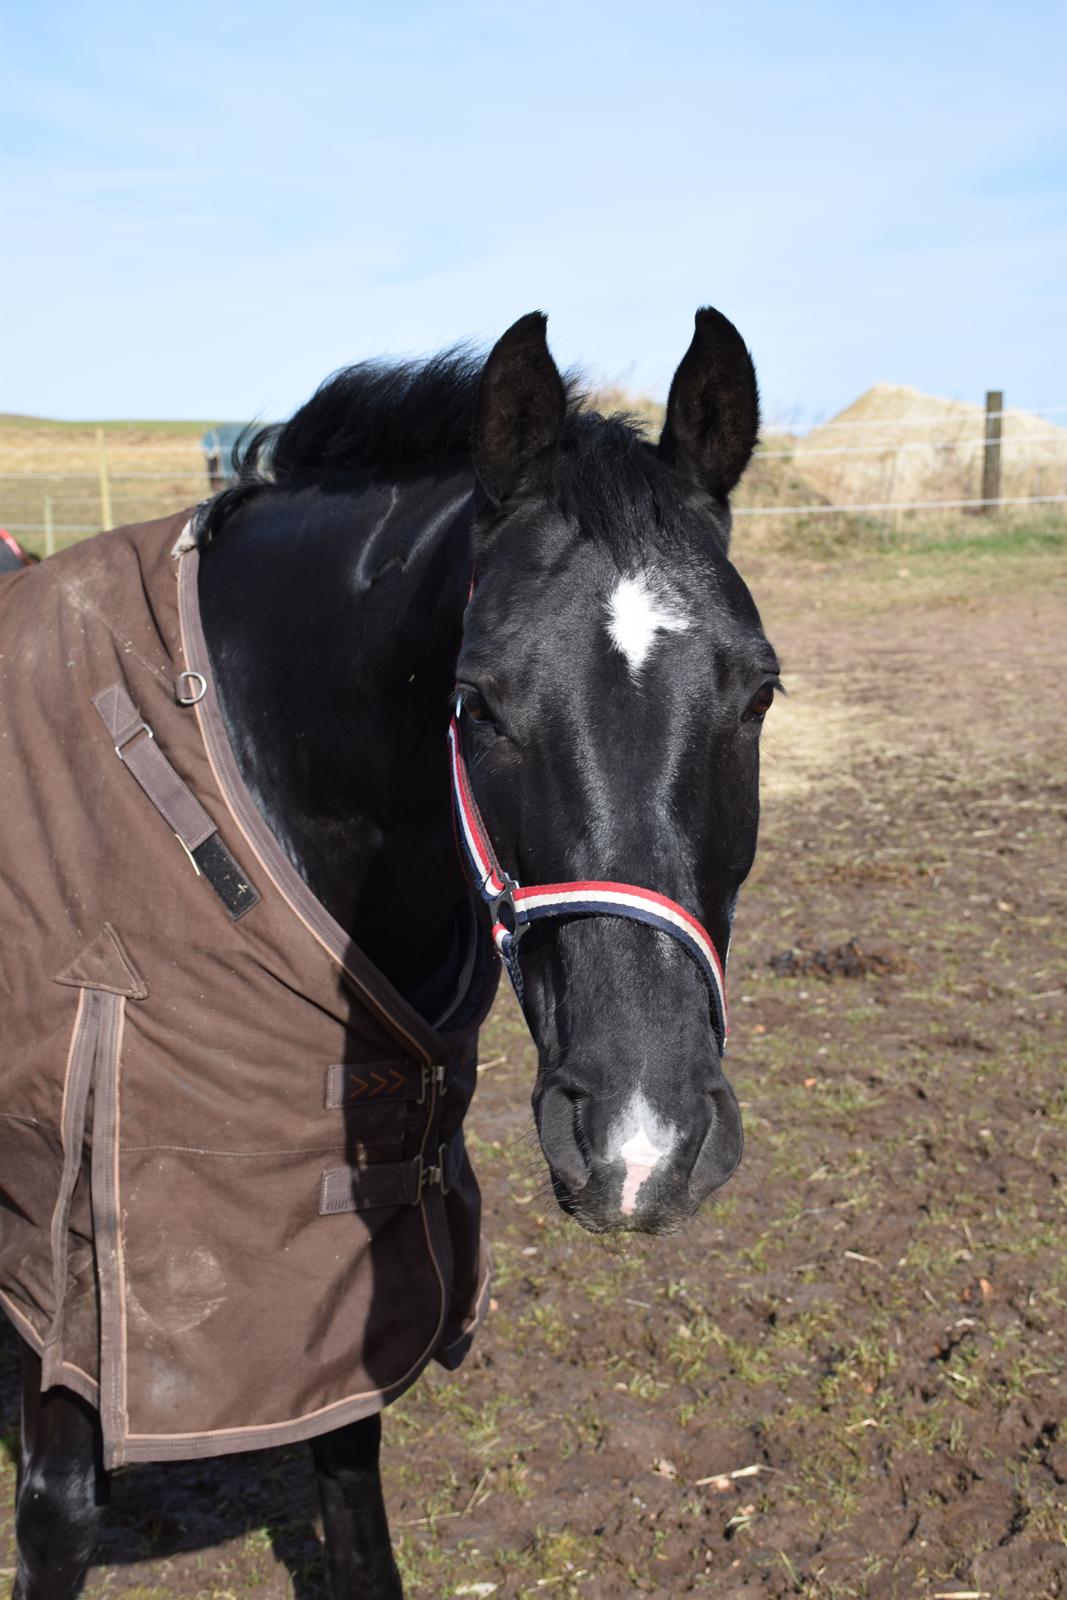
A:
[[0, 414, 231, 434], [912, 520, 1066, 557], [770, 504, 1066, 561]]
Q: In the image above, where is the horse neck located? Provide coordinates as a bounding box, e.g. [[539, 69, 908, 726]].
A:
[[198, 472, 475, 997]]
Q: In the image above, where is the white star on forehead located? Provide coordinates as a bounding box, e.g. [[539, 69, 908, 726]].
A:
[[606, 571, 691, 675]]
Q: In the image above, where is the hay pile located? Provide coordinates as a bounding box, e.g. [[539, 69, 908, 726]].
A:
[[588, 380, 1067, 512], [791, 384, 1067, 506]]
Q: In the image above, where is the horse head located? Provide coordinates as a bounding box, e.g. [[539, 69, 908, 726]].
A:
[[457, 309, 778, 1233]]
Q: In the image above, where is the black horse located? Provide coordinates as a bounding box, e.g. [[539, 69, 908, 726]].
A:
[[11, 307, 778, 1598]]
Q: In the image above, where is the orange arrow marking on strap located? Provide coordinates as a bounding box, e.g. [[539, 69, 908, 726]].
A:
[[345, 1067, 410, 1102]]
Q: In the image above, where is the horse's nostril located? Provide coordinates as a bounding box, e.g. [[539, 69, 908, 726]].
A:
[[688, 1080, 744, 1196], [534, 1081, 592, 1192]]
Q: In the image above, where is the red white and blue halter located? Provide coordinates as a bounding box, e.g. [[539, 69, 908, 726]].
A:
[[448, 703, 729, 1054]]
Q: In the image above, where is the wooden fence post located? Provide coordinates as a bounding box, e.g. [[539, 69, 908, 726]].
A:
[[95, 427, 113, 530], [981, 390, 1003, 513], [44, 495, 55, 557]]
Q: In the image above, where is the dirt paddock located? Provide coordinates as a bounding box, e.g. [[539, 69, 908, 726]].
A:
[[2, 526, 1065, 1599]]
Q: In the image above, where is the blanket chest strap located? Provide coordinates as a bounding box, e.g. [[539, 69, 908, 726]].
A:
[[91, 682, 260, 920], [325, 1060, 444, 1108], [93, 683, 215, 849], [319, 1132, 465, 1215]]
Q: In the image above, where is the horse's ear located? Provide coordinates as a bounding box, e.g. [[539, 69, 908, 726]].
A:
[[658, 308, 760, 499], [473, 312, 567, 505]]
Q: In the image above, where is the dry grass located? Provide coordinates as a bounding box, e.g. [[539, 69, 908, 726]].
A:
[[5, 380, 1065, 561], [0, 417, 218, 554]]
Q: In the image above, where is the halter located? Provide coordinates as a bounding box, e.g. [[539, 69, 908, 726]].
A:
[[448, 703, 728, 1054]]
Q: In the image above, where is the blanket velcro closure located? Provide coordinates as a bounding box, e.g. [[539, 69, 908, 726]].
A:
[[319, 1131, 465, 1215]]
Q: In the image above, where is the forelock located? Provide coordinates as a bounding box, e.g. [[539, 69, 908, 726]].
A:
[[554, 413, 697, 562]]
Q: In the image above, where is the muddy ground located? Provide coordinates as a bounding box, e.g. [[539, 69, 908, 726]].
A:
[[2, 525, 1065, 1599]]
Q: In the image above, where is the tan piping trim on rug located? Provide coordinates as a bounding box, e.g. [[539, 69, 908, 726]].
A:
[[1, 1288, 46, 1352], [114, 1347, 436, 1463], [437, 1257, 494, 1360], [57, 1360, 98, 1400], [41, 989, 96, 1388], [90, 991, 128, 1468], [113, 998, 130, 1440], [0, 1289, 100, 1406]]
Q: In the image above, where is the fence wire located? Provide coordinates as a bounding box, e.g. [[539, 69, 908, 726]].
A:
[[3, 400, 1066, 542]]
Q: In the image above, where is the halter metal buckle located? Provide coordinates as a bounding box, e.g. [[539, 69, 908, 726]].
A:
[[487, 873, 525, 944]]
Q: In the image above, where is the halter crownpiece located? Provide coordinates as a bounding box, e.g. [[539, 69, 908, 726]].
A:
[[448, 702, 729, 1054]]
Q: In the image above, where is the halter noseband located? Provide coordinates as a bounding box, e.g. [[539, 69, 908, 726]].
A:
[[448, 703, 728, 1054]]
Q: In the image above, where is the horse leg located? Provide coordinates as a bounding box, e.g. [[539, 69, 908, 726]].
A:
[[310, 1413, 403, 1599], [13, 1336, 109, 1600]]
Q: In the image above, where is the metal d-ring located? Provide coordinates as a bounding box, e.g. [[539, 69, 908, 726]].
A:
[[176, 670, 208, 706], [487, 873, 526, 944]]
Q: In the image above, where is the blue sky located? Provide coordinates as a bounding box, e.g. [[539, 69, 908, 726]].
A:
[[2, 0, 1065, 424]]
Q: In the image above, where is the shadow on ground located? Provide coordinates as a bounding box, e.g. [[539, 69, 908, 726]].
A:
[[0, 1317, 328, 1597]]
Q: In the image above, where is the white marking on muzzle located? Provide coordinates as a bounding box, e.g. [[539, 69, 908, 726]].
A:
[[608, 1093, 677, 1215], [606, 571, 690, 675]]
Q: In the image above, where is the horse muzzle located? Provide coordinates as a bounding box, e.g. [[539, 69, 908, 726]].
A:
[[533, 1070, 743, 1234]]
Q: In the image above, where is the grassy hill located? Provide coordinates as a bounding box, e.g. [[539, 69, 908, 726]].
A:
[[0, 416, 228, 553]]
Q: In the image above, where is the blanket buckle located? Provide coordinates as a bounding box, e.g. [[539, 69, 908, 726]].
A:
[[418, 1062, 447, 1104], [114, 720, 154, 759], [415, 1142, 453, 1200], [415, 1150, 441, 1199]]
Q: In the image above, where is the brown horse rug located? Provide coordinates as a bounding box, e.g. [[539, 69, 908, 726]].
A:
[[0, 508, 497, 1467]]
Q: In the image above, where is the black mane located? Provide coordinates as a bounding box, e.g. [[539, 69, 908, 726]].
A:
[[198, 345, 700, 555]]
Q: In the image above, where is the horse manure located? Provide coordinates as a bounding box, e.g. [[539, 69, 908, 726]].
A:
[[768, 937, 915, 979]]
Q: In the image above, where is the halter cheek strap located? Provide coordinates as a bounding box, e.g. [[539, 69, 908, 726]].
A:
[[448, 704, 729, 1054]]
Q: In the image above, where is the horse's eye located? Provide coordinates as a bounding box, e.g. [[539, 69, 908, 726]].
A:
[[461, 688, 490, 723], [747, 682, 776, 720]]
